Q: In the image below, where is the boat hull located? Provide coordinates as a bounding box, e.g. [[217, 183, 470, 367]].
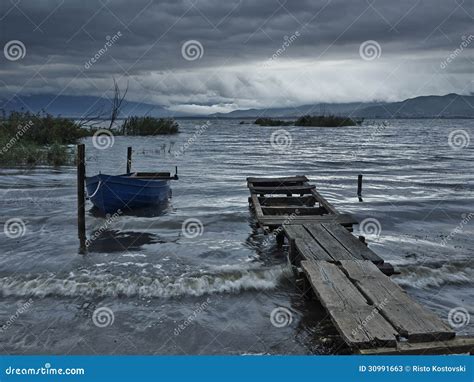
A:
[[85, 174, 171, 213]]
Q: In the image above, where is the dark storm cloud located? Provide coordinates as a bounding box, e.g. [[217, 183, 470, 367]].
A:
[[0, 0, 472, 112]]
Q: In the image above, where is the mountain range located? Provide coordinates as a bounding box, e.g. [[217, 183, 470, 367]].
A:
[[1, 93, 473, 119]]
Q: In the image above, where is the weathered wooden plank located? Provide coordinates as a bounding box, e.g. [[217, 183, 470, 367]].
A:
[[260, 215, 357, 228], [301, 260, 397, 348], [322, 223, 383, 264], [249, 185, 315, 194], [258, 196, 317, 207], [250, 194, 264, 219], [284, 226, 332, 261], [262, 206, 326, 215], [339, 260, 455, 342], [310, 189, 339, 214], [247, 176, 308, 184], [357, 337, 474, 355], [305, 223, 359, 261]]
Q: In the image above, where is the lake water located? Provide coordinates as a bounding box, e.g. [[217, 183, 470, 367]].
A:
[[0, 119, 472, 354]]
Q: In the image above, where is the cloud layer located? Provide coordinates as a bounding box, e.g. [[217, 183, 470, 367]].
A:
[[1, 0, 473, 113]]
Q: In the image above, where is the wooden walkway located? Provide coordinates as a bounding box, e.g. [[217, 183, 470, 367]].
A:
[[247, 176, 473, 355]]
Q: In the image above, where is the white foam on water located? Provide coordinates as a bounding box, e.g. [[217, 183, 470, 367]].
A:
[[394, 263, 473, 289], [0, 265, 291, 299]]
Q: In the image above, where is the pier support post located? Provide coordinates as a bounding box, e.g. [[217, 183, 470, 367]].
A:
[[357, 174, 363, 201], [126, 146, 132, 174], [77, 144, 86, 253]]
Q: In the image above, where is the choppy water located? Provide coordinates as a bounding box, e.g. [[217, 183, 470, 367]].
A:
[[0, 119, 472, 354]]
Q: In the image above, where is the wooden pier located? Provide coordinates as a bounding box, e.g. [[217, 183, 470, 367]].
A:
[[247, 175, 474, 355]]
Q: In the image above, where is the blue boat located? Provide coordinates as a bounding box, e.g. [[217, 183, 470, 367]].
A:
[[85, 172, 178, 213]]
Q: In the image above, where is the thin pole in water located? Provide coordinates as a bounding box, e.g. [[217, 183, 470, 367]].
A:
[[357, 174, 363, 202], [126, 146, 132, 174], [77, 144, 86, 253]]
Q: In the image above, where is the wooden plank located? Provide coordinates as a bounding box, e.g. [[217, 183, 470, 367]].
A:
[[339, 260, 455, 342], [249, 185, 315, 194], [250, 194, 264, 218], [322, 223, 383, 264], [311, 189, 339, 214], [305, 223, 360, 261], [301, 260, 397, 348], [357, 337, 474, 355], [262, 206, 326, 215], [283, 226, 332, 261], [258, 196, 317, 207], [259, 214, 357, 227], [247, 176, 308, 184]]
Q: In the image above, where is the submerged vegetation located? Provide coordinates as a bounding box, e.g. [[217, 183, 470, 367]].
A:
[[121, 116, 179, 136], [294, 115, 358, 127], [0, 110, 180, 167], [0, 111, 90, 166], [254, 117, 292, 126], [254, 115, 359, 127]]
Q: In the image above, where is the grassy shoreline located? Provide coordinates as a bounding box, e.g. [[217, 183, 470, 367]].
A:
[[0, 111, 180, 166]]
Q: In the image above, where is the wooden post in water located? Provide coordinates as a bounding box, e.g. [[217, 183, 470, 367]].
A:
[[126, 146, 132, 174], [357, 174, 363, 201], [77, 144, 86, 252]]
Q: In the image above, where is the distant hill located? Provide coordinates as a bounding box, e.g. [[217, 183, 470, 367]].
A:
[[350, 94, 474, 118], [1, 93, 472, 119], [0, 94, 188, 118], [213, 94, 474, 119]]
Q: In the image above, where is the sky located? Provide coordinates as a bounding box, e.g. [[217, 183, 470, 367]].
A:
[[0, 0, 473, 114]]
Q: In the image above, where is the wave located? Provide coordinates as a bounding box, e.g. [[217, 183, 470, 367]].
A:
[[0, 265, 291, 299], [394, 262, 473, 289]]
